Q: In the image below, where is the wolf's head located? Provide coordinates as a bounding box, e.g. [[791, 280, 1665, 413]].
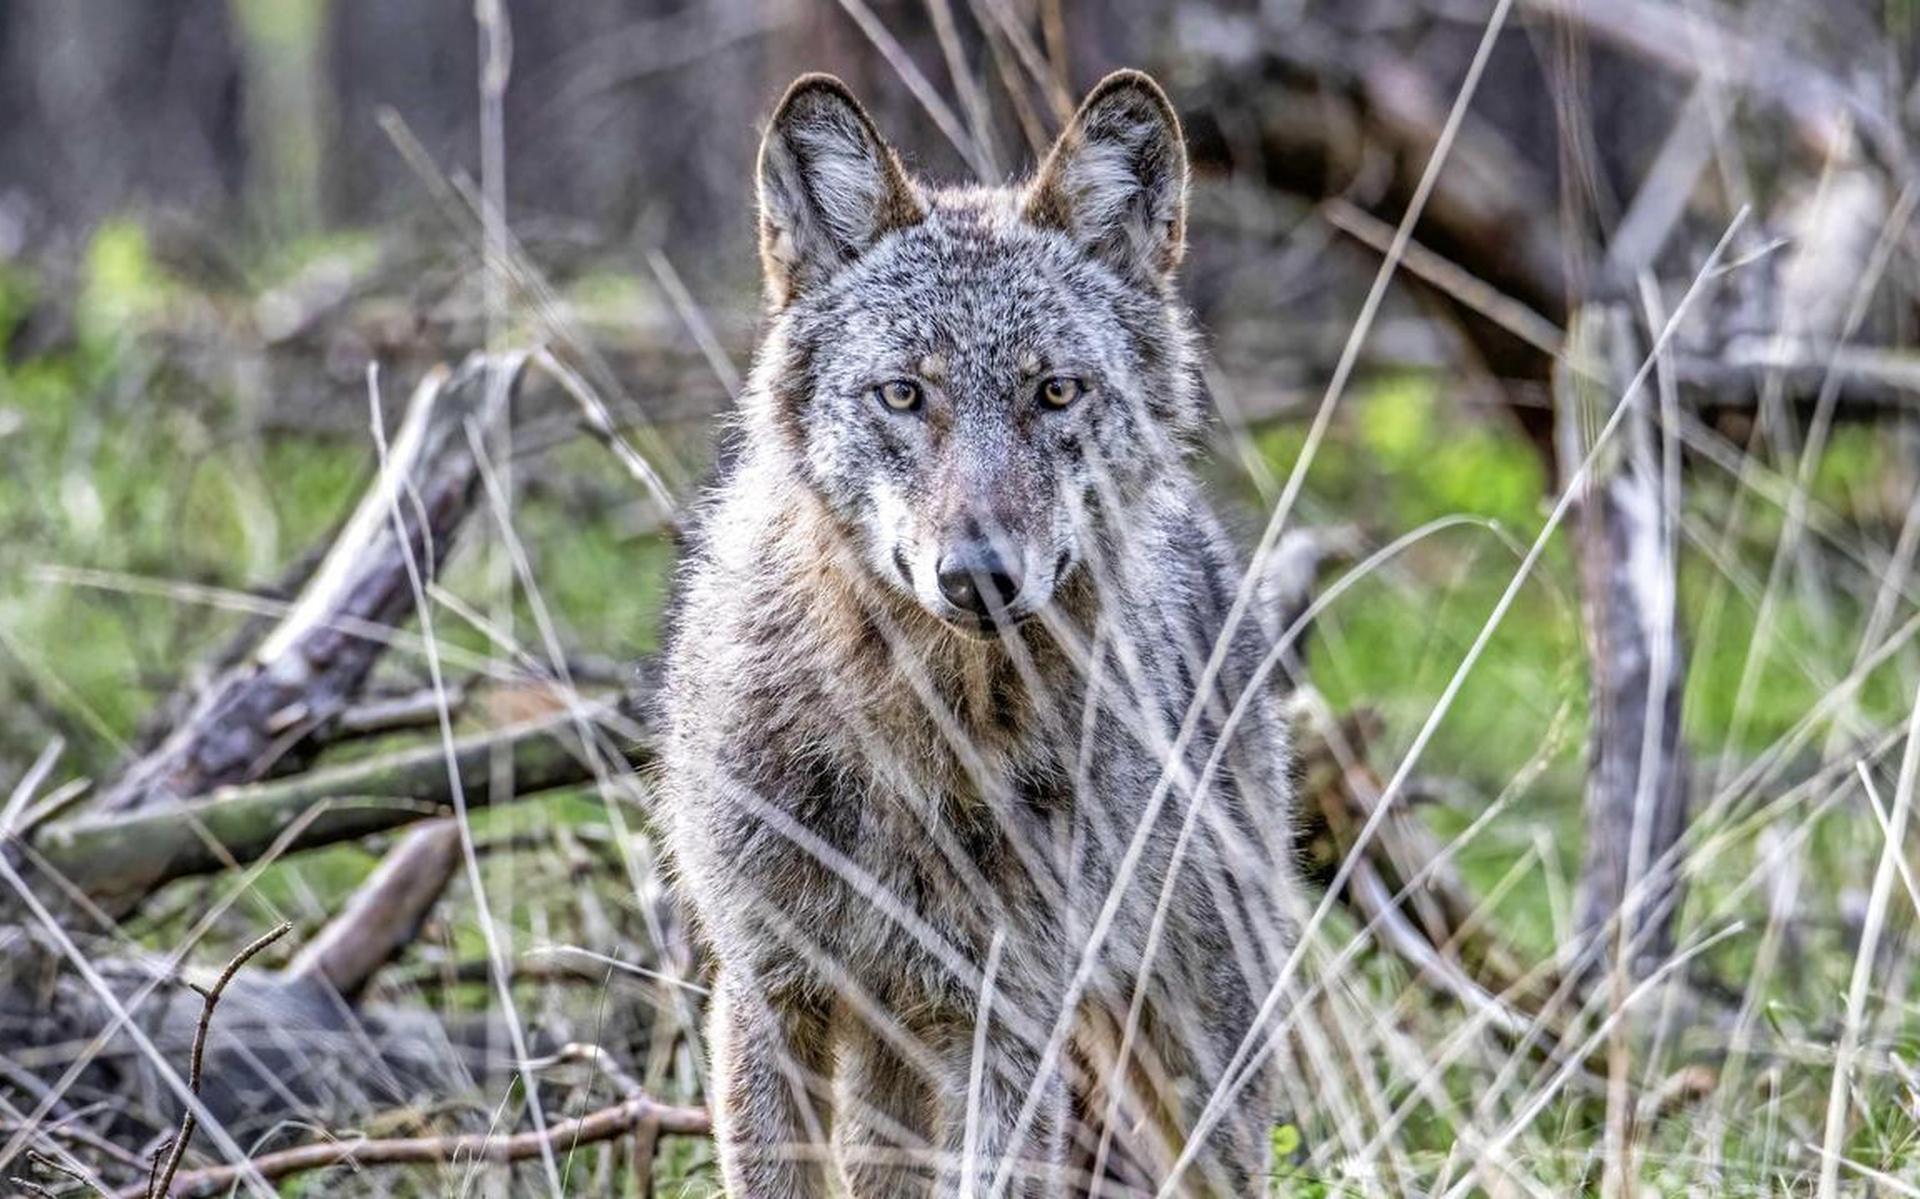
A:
[[750, 70, 1200, 639]]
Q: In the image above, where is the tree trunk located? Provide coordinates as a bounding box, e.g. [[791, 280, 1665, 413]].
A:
[[1556, 303, 1692, 978]]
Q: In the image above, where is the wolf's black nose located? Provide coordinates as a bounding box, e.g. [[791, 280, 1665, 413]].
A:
[[937, 546, 1022, 618]]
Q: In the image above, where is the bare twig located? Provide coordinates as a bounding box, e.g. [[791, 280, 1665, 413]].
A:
[[529, 1041, 678, 1191], [1323, 198, 1564, 358], [530, 347, 676, 520], [330, 684, 471, 739], [14, 778, 92, 841], [1295, 707, 1563, 1026], [12, 1149, 98, 1198], [1, 740, 65, 835], [147, 922, 293, 1199]]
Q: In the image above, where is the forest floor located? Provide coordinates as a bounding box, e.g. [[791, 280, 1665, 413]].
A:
[[4, 216, 1919, 1196]]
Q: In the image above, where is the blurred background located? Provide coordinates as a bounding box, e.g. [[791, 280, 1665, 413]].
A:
[[4, 0, 1920, 1195]]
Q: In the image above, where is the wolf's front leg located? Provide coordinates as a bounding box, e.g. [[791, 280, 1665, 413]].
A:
[[1142, 977, 1276, 1197], [708, 968, 836, 1197], [834, 1016, 939, 1196], [938, 1039, 1069, 1199]]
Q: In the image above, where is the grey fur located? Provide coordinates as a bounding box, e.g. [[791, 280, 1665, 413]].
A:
[[657, 70, 1297, 1198]]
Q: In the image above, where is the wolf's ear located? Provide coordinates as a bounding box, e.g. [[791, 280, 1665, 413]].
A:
[[1024, 70, 1188, 283], [757, 74, 925, 307]]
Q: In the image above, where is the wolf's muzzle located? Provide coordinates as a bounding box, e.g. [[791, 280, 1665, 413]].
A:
[[936, 544, 1022, 620]]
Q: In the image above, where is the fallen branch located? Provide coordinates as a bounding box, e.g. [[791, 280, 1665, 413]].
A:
[[530, 1044, 666, 1197], [1177, 6, 1913, 459], [284, 821, 464, 999], [95, 352, 530, 816], [133, 1090, 710, 1198], [25, 703, 637, 916], [1179, 13, 1575, 450], [329, 684, 471, 740], [1518, 0, 1902, 167], [373, 953, 634, 994]]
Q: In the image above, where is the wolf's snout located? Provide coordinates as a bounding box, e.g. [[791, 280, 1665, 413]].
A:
[[936, 544, 1022, 618]]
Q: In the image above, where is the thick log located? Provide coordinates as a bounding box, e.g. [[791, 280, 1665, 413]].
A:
[[23, 704, 634, 917], [93, 352, 530, 815]]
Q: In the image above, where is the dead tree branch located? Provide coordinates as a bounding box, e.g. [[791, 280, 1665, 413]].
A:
[[131, 1090, 710, 1198], [283, 821, 463, 1000], [1177, 5, 1913, 458], [1556, 305, 1692, 977], [1295, 705, 1563, 1021], [329, 684, 471, 741], [1178, 13, 1576, 450], [23, 704, 636, 917], [94, 352, 530, 816], [1518, 0, 1903, 168]]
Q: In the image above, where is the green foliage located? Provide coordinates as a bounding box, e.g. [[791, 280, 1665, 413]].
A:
[[0, 229, 371, 764], [1355, 372, 1546, 528], [507, 449, 678, 655], [1242, 371, 1920, 1191], [78, 218, 172, 348], [231, 0, 326, 46], [1270, 1121, 1303, 1161], [0, 260, 36, 346], [1262, 374, 1579, 795]]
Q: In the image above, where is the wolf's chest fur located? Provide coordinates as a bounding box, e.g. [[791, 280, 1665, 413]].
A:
[[664, 476, 1096, 997]]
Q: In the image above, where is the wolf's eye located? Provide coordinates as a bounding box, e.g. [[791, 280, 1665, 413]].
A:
[[874, 380, 923, 412], [1038, 376, 1086, 408]]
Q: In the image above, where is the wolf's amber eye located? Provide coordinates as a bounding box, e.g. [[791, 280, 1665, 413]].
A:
[[1038, 376, 1086, 408], [874, 380, 923, 412]]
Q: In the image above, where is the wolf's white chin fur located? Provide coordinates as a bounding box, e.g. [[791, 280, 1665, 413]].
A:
[[931, 605, 1040, 641]]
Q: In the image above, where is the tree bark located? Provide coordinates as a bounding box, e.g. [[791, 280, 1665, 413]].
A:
[[1556, 304, 1692, 977], [283, 820, 464, 1000], [23, 703, 631, 918], [93, 353, 529, 816]]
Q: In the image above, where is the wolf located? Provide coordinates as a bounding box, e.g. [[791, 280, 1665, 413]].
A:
[[656, 69, 1298, 1197]]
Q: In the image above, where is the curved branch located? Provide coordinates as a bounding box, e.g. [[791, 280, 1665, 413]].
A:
[[134, 1092, 711, 1198]]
